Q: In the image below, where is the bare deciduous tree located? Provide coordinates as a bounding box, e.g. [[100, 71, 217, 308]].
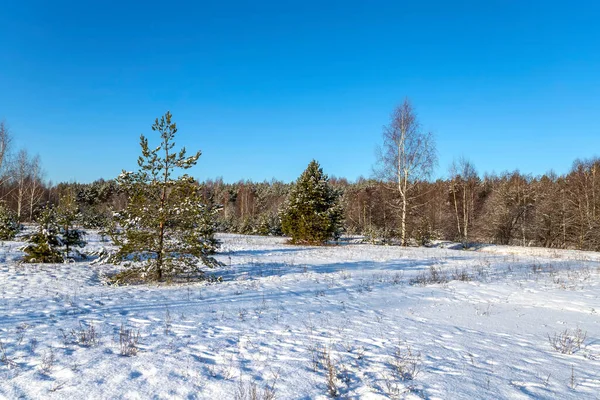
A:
[[449, 157, 478, 245], [12, 149, 31, 222], [564, 158, 600, 249], [27, 155, 45, 220], [0, 121, 13, 189], [478, 172, 534, 245], [375, 99, 437, 245]]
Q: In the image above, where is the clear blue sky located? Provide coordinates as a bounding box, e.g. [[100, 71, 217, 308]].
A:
[[1, 1, 599, 184]]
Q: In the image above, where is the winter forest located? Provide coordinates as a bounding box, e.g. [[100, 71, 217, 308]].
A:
[[2, 0, 600, 397], [0, 102, 599, 400], [2, 101, 600, 254]]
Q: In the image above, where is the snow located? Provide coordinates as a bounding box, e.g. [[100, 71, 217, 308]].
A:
[[0, 233, 599, 399]]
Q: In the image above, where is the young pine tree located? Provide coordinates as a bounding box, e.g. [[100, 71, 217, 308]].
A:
[[22, 205, 64, 263], [280, 160, 343, 244], [56, 191, 87, 260], [111, 111, 220, 283], [0, 201, 19, 240]]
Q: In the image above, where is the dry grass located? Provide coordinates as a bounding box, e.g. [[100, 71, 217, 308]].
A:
[[411, 266, 448, 286], [548, 328, 587, 354], [73, 321, 99, 347], [390, 342, 421, 381], [119, 323, 140, 356], [235, 373, 279, 400], [39, 348, 55, 375], [0, 339, 17, 369], [323, 347, 339, 398]]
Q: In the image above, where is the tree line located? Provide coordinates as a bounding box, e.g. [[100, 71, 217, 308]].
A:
[[0, 121, 49, 222], [193, 159, 600, 251], [1, 101, 599, 254]]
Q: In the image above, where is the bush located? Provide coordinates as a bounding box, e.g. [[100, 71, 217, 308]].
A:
[[0, 202, 19, 240]]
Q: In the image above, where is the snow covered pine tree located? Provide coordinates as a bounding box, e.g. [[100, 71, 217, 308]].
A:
[[56, 190, 87, 260], [22, 205, 64, 263], [111, 111, 220, 283], [280, 160, 343, 244], [0, 201, 19, 240]]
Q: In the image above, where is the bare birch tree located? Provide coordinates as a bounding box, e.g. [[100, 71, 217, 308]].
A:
[[27, 155, 45, 220], [449, 157, 478, 245], [0, 121, 13, 190], [375, 99, 437, 245], [11, 149, 31, 222]]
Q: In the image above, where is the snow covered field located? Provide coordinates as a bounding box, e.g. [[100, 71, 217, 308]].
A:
[[0, 233, 599, 399]]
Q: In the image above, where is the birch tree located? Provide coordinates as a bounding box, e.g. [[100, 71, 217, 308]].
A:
[[375, 99, 437, 245], [27, 155, 45, 220], [448, 157, 478, 245], [11, 149, 31, 222], [0, 121, 11, 187]]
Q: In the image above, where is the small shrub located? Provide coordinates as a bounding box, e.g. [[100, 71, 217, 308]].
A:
[[411, 266, 448, 285], [39, 348, 55, 375], [323, 348, 339, 398], [119, 324, 140, 356], [548, 328, 587, 354], [531, 262, 543, 274], [389, 343, 421, 381], [451, 268, 471, 281], [380, 372, 405, 398], [235, 376, 278, 400], [72, 321, 99, 347], [0, 339, 17, 368], [0, 202, 19, 240]]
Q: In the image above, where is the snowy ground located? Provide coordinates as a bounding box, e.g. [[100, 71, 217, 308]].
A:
[[0, 233, 599, 399]]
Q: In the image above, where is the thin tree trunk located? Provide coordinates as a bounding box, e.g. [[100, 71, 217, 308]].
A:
[[463, 184, 469, 242], [400, 170, 409, 246], [157, 135, 170, 280], [16, 185, 23, 222], [452, 181, 461, 240]]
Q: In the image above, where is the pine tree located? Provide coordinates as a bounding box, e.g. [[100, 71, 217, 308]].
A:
[[76, 179, 117, 229], [22, 205, 64, 263], [280, 160, 343, 244], [0, 201, 19, 240], [56, 190, 87, 260], [111, 111, 220, 283]]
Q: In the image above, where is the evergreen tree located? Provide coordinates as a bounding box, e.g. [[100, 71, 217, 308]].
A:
[[0, 201, 20, 240], [22, 205, 64, 263], [111, 111, 220, 283], [280, 160, 343, 244], [75, 179, 119, 229], [56, 190, 87, 260]]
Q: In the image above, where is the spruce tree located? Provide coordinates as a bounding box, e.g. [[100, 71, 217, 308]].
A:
[[280, 160, 343, 244], [0, 201, 19, 240], [22, 205, 64, 263], [111, 111, 220, 283]]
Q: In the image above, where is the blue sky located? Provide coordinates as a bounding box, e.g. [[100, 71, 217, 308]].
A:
[[1, 1, 599, 183]]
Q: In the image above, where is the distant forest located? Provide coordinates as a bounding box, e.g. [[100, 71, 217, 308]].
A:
[[2, 118, 600, 252]]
